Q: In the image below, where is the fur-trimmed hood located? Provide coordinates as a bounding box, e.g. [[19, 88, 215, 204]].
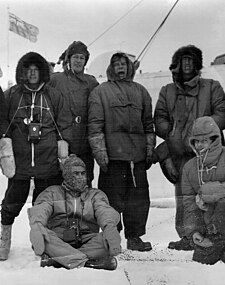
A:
[[169, 45, 203, 73], [15, 52, 50, 85], [106, 52, 135, 82]]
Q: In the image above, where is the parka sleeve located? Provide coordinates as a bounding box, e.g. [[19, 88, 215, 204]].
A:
[[154, 85, 172, 139], [48, 86, 72, 143], [141, 85, 155, 135], [210, 80, 225, 130], [88, 86, 105, 138], [182, 165, 206, 237], [27, 188, 55, 227], [92, 190, 120, 230]]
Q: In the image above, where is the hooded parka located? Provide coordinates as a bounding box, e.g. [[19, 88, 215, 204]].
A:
[[4, 52, 71, 179], [182, 116, 225, 238], [88, 53, 155, 241], [88, 53, 154, 162]]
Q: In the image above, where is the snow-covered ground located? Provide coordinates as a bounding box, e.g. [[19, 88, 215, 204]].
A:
[[0, 166, 225, 285]]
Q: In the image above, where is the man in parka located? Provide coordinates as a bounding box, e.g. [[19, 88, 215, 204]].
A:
[[0, 52, 71, 260], [28, 154, 121, 270], [154, 45, 225, 250], [182, 116, 225, 264], [49, 41, 99, 186], [88, 52, 156, 251]]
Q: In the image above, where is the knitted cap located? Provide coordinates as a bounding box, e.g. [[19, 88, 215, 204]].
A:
[[62, 154, 86, 180]]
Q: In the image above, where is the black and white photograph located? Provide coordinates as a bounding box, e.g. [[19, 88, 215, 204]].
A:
[[0, 0, 225, 284]]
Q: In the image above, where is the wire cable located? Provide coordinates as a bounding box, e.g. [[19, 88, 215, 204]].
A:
[[136, 0, 180, 63], [88, 0, 145, 47]]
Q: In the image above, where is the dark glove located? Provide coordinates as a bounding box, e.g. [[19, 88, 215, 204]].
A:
[[30, 222, 50, 256], [102, 224, 121, 256], [145, 133, 156, 170], [146, 148, 153, 170], [160, 157, 179, 184]]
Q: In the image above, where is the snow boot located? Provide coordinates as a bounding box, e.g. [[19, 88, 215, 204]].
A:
[[193, 234, 225, 265], [168, 237, 194, 251], [84, 256, 117, 271], [127, 237, 152, 252], [40, 253, 64, 268], [0, 224, 12, 261], [193, 241, 223, 265]]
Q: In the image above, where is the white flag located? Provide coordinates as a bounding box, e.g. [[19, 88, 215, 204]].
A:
[[9, 12, 39, 43]]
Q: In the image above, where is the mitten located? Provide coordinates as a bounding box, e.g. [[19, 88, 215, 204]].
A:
[[192, 232, 213, 248], [102, 224, 121, 256], [30, 222, 50, 256], [195, 194, 209, 211], [89, 134, 108, 172], [0, 137, 15, 178], [95, 150, 108, 172], [58, 140, 69, 162]]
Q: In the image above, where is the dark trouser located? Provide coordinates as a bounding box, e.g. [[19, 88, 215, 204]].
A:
[[76, 153, 94, 187], [98, 160, 150, 239], [1, 175, 63, 225]]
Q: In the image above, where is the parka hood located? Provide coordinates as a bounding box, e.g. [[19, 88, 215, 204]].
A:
[[106, 52, 135, 82], [15, 52, 50, 85], [189, 116, 221, 152]]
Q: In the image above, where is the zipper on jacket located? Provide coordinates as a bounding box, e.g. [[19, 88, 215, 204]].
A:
[[30, 92, 36, 167], [73, 197, 77, 217], [31, 143, 35, 167]]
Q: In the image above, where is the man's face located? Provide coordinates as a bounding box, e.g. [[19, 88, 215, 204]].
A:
[[70, 165, 87, 191], [181, 55, 195, 76], [194, 137, 212, 154], [70, 53, 86, 73], [26, 64, 40, 85], [113, 57, 128, 79]]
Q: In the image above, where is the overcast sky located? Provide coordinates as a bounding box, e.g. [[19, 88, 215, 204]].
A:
[[0, 0, 225, 87]]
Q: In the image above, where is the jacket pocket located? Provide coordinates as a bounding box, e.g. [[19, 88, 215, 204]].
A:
[[110, 100, 144, 133]]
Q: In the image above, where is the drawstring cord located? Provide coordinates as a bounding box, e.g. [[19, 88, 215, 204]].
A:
[[130, 161, 136, 188], [197, 149, 209, 185]]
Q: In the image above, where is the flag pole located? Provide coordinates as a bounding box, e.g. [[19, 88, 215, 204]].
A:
[[6, 4, 10, 87]]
